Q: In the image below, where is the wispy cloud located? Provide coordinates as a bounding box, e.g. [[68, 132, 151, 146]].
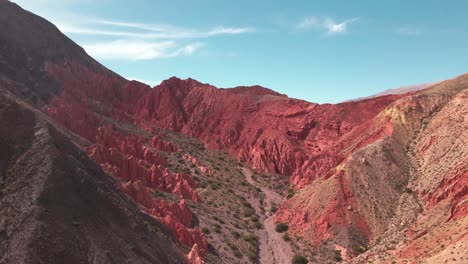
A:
[[296, 16, 359, 36], [83, 40, 203, 60], [11, 0, 255, 61], [54, 19, 254, 60], [55, 20, 255, 40], [397, 27, 421, 36]]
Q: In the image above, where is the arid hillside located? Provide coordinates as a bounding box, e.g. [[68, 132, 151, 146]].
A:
[[0, 1, 466, 263]]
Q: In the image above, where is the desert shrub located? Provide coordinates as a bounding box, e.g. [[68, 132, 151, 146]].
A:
[[243, 209, 254, 217], [201, 227, 210, 234], [292, 255, 308, 264], [286, 188, 295, 199], [243, 234, 257, 247], [230, 230, 241, 239], [275, 222, 289, 233], [247, 252, 256, 262], [254, 222, 262, 229], [270, 202, 278, 213], [334, 250, 342, 262], [233, 250, 242, 258]]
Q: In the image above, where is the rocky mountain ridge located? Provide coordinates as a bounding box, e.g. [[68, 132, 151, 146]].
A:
[[0, 1, 466, 263]]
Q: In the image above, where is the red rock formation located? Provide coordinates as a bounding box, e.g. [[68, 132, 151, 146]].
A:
[[187, 244, 205, 264], [183, 153, 214, 176], [43, 65, 467, 263], [120, 181, 208, 256], [47, 96, 100, 142], [4, 4, 465, 261], [86, 126, 200, 201], [151, 135, 178, 152], [132, 77, 405, 188]]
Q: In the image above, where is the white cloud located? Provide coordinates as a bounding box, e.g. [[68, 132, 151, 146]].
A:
[[397, 27, 421, 35], [57, 20, 255, 39], [296, 16, 359, 35], [83, 40, 203, 60], [207, 26, 256, 35], [56, 24, 162, 38], [11, 0, 255, 60]]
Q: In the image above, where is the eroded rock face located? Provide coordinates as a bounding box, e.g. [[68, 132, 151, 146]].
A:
[[133, 77, 404, 186], [1, 2, 466, 262], [187, 244, 205, 264], [120, 181, 208, 256], [151, 135, 178, 152], [43, 66, 467, 262], [83, 126, 207, 258], [275, 76, 468, 263], [27, 59, 468, 263]]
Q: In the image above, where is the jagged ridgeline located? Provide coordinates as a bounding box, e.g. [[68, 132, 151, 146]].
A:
[[0, 1, 467, 264]]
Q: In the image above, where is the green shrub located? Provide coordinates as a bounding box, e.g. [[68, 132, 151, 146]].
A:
[[334, 250, 342, 262], [233, 250, 242, 258], [292, 255, 308, 264], [247, 252, 256, 262], [243, 234, 257, 247], [286, 188, 295, 199], [230, 231, 241, 239], [275, 222, 289, 233], [270, 202, 278, 213], [201, 227, 210, 234], [243, 210, 254, 217]]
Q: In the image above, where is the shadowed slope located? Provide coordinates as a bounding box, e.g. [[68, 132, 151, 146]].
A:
[[0, 90, 186, 264]]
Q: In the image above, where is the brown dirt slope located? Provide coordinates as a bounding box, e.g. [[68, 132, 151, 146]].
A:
[[0, 90, 186, 264]]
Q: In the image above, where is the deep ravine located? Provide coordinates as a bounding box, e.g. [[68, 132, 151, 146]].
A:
[[242, 168, 294, 264]]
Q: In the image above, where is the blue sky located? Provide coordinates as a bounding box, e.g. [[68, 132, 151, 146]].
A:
[[12, 0, 468, 103]]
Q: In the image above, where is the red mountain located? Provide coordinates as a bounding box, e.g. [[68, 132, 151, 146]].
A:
[[1, 1, 466, 263]]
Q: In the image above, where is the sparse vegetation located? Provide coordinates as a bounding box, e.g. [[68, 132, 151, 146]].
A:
[[230, 230, 241, 239], [292, 255, 308, 264], [270, 202, 278, 213], [275, 222, 289, 233], [334, 250, 342, 262], [286, 188, 295, 199]]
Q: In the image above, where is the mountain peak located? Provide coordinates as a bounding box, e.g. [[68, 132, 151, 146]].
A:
[[226, 85, 287, 97]]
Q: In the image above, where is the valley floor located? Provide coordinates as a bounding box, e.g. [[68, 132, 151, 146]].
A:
[[243, 168, 294, 264]]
